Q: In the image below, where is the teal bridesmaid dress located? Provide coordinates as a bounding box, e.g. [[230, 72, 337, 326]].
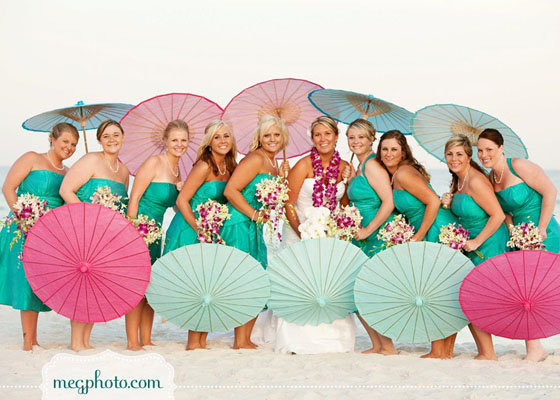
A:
[[220, 173, 270, 268], [495, 159, 560, 253], [393, 186, 457, 243], [451, 193, 509, 265], [0, 170, 64, 311], [164, 180, 227, 254], [137, 182, 178, 263], [347, 154, 395, 256], [76, 177, 128, 208]]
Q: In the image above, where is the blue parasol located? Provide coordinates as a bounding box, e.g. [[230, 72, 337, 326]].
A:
[[308, 89, 413, 133], [22, 100, 134, 153]]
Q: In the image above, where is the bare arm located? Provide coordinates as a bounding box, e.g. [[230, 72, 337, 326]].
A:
[[223, 153, 263, 220], [127, 156, 158, 219], [176, 161, 211, 231], [284, 157, 309, 236], [511, 158, 557, 239], [398, 167, 440, 242], [465, 173, 506, 251], [1, 152, 36, 212], [59, 154, 97, 204], [338, 160, 350, 206]]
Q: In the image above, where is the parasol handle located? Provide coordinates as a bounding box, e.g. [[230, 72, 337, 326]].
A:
[[80, 121, 89, 154], [343, 153, 355, 184], [283, 148, 286, 161]]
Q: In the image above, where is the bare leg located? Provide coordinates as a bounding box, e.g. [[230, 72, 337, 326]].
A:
[[200, 332, 208, 348], [468, 323, 497, 360], [186, 331, 203, 350], [20, 310, 39, 351], [125, 299, 144, 350], [378, 334, 398, 355], [245, 317, 258, 348], [446, 333, 457, 358], [357, 314, 382, 353], [421, 334, 456, 359], [234, 322, 257, 349], [70, 320, 86, 352], [140, 302, 155, 346], [83, 323, 94, 349], [524, 339, 546, 362]]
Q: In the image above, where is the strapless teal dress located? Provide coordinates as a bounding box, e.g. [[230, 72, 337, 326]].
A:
[[220, 173, 269, 268], [495, 159, 560, 253], [137, 182, 178, 263], [451, 193, 509, 265], [164, 181, 227, 254], [393, 186, 457, 243], [0, 170, 64, 311], [76, 177, 128, 208], [348, 155, 396, 256]]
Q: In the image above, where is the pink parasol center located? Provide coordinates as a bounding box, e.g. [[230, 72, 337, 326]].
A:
[[258, 103, 301, 126], [521, 300, 533, 312], [78, 262, 92, 274]]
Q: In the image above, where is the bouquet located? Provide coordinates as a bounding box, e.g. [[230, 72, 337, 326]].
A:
[[255, 176, 290, 242], [376, 214, 414, 248], [90, 186, 126, 215], [439, 223, 470, 250], [507, 222, 545, 250], [299, 206, 332, 240], [1, 194, 49, 250], [196, 199, 231, 244], [128, 214, 163, 246], [329, 205, 362, 241]]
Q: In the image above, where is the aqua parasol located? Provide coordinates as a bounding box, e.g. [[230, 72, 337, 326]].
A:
[[410, 103, 528, 164], [267, 238, 368, 326], [22, 101, 134, 153], [146, 243, 270, 332], [354, 241, 475, 343], [308, 89, 413, 134]]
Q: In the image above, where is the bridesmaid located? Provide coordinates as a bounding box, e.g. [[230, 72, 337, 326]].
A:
[[441, 134, 508, 361], [59, 119, 129, 352], [221, 114, 289, 349], [477, 128, 559, 361], [344, 119, 396, 355], [376, 130, 458, 359], [0, 123, 79, 351], [125, 119, 188, 350], [163, 120, 237, 350]]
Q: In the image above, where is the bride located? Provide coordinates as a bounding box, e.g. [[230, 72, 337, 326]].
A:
[[274, 116, 355, 354]]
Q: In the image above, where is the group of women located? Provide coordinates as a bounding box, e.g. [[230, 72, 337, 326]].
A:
[[0, 113, 557, 362]]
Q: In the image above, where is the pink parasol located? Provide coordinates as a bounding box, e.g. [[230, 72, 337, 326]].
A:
[[459, 250, 560, 340], [23, 203, 151, 323], [119, 93, 223, 177], [222, 78, 324, 158]]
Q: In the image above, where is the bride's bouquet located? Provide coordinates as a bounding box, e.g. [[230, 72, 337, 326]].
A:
[[377, 214, 415, 248], [90, 186, 126, 215], [255, 176, 290, 242], [299, 206, 332, 240], [1, 194, 49, 250], [299, 205, 362, 241], [196, 199, 231, 245], [507, 221, 545, 250], [128, 214, 163, 246]]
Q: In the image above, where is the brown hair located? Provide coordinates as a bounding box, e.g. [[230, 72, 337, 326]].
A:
[[375, 130, 431, 182], [96, 119, 124, 140], [163, 119, 189, 141], [49, 122, 79, 144], [310, 116, 338, 137], [196, 120, 237, 175], [444, 135, 487, 193], [478, 128, 504, 147], [346, 118, 376, 142]]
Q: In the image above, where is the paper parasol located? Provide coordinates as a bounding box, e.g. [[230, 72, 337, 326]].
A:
[[354, 242, 475, 343], [222, 78, 324, 158], [119, 93, 223, 177], [267, 238, 368, 326], [146, 243, 270, 332], [308, 89, 413, 134], [460, 250, 560, 340], [23, 203, 151, 323], [410, 103, 528, 163]]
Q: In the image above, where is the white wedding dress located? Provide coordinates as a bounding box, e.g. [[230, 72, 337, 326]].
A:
[[252, 178, 356, 354]]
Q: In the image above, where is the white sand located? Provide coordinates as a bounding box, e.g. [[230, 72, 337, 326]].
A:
[[1, 308, 559, 399]]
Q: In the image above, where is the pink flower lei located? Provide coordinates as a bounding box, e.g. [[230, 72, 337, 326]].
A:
[[310, 147, 340, 211]]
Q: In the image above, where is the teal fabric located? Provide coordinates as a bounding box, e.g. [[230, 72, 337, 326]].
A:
[[137, 182, 178, 263], [393, 186, 457, 243], [220, 173, 270, 268], [164, 181, 227, 254], [0, 170, 64, 311], [495, 159, 559, 253], [76, 177, 128, 208], [451, 193, 509, 265], [347, 154, 395, 256]]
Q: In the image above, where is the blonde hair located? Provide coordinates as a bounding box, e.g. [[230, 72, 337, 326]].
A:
[[346, 118, 376, 142], [310, 116, 338, 137], [196, 120, 237, 175], [163, 119, 189, 141], [444, 135, 487, 193], [248, 114, 289, 152]]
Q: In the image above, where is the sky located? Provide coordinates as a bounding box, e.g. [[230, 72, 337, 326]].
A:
[[1, 0, 559, 168]]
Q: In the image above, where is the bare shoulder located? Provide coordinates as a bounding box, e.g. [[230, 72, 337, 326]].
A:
[[365, 158, 388, 175], [511, 157, 541, 174], [191, 159, 211, 174], [470, 169, 493, 191], [239, 151, 265, 168]]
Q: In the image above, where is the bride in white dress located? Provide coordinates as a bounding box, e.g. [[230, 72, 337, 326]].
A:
[[261, 116, 356, 354]]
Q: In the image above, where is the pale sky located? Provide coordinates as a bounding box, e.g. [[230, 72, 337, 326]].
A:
[[1, 0, 559, 168]]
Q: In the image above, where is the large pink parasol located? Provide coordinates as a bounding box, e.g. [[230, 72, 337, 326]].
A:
[[23, 203, 151, 323], [459, 250, 560, 340], [222, 78, 324, 158], [119, 93, 223, 178]]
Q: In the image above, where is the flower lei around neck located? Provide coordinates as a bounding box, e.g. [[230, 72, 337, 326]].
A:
[[311, 147, 341, 212]]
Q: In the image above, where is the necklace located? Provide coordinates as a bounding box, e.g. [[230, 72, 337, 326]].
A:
[[390, 168, 399, 186], [310, 147, 341, 211], [104, 154, 119, 174], [457, 165, 470, 191], [45, 150, 64, 171], [262, 149, 278, 171], [493, 157, 506, 184], [165, 154, 179, 177], [216, 161, 226, 176]]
